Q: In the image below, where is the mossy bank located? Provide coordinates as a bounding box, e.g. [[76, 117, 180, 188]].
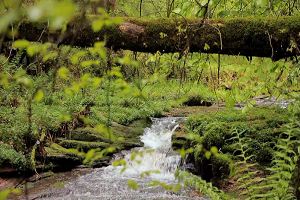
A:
[[172, 106, 293, 182]]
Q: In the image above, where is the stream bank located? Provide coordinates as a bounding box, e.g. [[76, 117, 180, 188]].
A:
[[0, 118, 151, 191], [2, 105, 217, 199], [7, 116, 206, 200], [2, 101, 295, 199]]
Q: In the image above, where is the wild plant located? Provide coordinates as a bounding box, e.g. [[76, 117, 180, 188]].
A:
[[229, 106, 300, 199], [229, 129, 265, 199], [263, 110, 300, 199]]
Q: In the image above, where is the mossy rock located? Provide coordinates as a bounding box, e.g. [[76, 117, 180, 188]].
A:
[[185, 107, 291, 165], [172, 139, 189, 150], [68, 128, 110, 142], [57, 139, 110, 152], [42, 118, 151, 168], [112, 118, 151, 138], [89, 157, 111, 168], [203, 122, 231, 149], [183, 95, 213, 106], [68, 119, 150, 142], [44, 143, 84, 166], [44, 143, 111, 168], [0, 144, 30, 171], [113, 139, 143, 151]]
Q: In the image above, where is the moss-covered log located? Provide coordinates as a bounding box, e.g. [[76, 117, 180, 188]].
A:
[[13, 16, 300, 60]]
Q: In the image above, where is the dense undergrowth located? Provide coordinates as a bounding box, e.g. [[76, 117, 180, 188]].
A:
[[172, 105, 300, 199], [1, 42, 300, 198], [0, 44, 220, 171], [1, 0, 300, 199], [1, 43, 300, 199]]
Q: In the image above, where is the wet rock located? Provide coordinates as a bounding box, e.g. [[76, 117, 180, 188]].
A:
[[183, 96, 213, 107]]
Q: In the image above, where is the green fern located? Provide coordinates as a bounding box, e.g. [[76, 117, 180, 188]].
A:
[[229, 110, 300, 199], [175, 169, 233, 199], [263, 116, 300, 200], [229, 129, 264, 199]]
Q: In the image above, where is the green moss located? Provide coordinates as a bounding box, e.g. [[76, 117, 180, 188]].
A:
[[172, 139, 189, 150], [48, 143, 84, 158], [69, 128, 110, 142], [58, 139, 109, 152], [45, 146, 64, 157], [203, 122, 231, 149], [0, 144, 30, 170], [185, 107, 290, 163]]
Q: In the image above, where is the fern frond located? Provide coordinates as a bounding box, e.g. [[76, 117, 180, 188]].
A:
[[229, 128, 264, 199], [175, 170, 234, 199], [264, 114, 299, 199]]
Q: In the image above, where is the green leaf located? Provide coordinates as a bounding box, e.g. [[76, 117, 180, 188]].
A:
[[210, 146, 218, 154], [152, 180, 160, 186], [131, 152, 137, 161], [0, 190, 10, 200], [81, 60, 100, 67], [92, 20, 104, 32], [94, 42, 105, 49], [17, 77, 33, 88], [72, 82, 80, 93], [61, 23, 67, 34], [0, 11, 18, 34], [113, 160, 120, 167], [83, 149, 96, 164], [43, 52, 58, 62], [173, 8, 181, 14], [59, 114, 71, 122], [204, 43, 210, 51], [34, 89, 44, 102], [13, 40, 30, 49], [242, 106, 248, 113], [92, 77, 102, 87], [205, 151, 211, 159], [225, 93, 235, 108], [65, 88, 73, 96], [0, 189, 21, 200], [123, 56, 131, 65], [71, 55, 79, 64], [12, 69, 26, 79], [257, 0, 268, 7], [58, 67, 69, 79], [0, 73, 10, 89], [127, 180, 138, 190], [26, 45, 40, 57], [110, 67, 123, 77], [178, 147, 186, 158], [173, 184, 182, 192]]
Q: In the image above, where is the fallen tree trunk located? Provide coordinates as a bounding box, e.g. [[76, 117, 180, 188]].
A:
[[13, 16, 300, 60]]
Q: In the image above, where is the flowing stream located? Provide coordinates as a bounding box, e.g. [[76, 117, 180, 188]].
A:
[[34, 117, 205, 200]]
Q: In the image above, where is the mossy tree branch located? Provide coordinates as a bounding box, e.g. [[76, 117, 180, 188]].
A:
[[10, 16, 300, 60]]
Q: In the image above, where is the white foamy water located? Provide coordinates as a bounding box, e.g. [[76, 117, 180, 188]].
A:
[[36, 117, 206, 199]]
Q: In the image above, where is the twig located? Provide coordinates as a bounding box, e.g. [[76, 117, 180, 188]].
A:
[[266, 31, 274, 60], [37, 20, 49, 43], [208, 23, 223, 50]]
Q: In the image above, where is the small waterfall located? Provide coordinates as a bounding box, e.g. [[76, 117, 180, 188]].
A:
[[40, 117, 205, 199]]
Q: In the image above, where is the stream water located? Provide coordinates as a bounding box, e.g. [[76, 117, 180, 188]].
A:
[[28, 117, 206, 200]]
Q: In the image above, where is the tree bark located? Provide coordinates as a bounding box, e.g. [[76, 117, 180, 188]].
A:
[[13, 16, 300, 60]]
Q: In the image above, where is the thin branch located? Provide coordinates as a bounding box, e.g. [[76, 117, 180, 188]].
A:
[[266, 31, 274, 60], [37, 20, 49, 43], [208, 24, 223, 51]]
